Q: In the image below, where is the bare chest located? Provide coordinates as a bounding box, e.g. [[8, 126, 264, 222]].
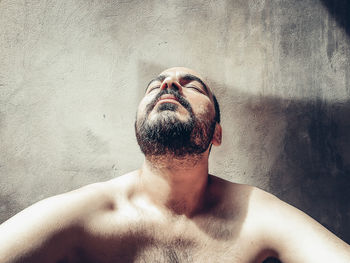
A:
[[78, 216, 262, 263], [130, 239, 253, 263], [79, 236, 255, 263]]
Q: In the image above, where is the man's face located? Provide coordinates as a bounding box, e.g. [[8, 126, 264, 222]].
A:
[[135, 67, 217, 157]]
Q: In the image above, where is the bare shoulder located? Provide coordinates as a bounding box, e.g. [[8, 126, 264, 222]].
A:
[[0, 170, 139, 233], [244, 185, 350, 262], [0, 171, 140, 262], [57, 170, 141, 221], [207, 179, 350, 262]]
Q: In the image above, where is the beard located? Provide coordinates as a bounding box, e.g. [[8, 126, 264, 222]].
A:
[[135, 89, 216, 158]]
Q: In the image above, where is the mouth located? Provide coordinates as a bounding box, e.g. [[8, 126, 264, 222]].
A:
[[156, 95, 180, 105]]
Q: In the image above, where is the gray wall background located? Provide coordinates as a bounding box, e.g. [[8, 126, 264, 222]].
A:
[[1, 0, 350, 244]]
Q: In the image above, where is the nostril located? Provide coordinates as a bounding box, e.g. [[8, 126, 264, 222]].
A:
[[161, 79, 181, 91], [160, 82, 168, 90], [171, 83, 178, 90]]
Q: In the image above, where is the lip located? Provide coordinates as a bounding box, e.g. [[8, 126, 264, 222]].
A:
[[157, 98, 179, 104], [156, 95, 180, 105]]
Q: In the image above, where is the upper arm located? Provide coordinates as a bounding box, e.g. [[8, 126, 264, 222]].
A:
[[254, 190, 350, 263], [0, 183, 111, 263]]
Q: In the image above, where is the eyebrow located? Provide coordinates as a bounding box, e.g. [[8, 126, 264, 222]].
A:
[[145, 73, 209, 95]]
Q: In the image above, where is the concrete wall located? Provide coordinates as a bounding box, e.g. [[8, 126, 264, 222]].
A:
[[1, 0, 350, 244]]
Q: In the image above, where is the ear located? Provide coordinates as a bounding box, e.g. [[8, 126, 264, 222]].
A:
[[211, 123, 222, 146]]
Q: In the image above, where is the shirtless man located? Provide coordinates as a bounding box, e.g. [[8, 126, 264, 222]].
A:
[[1, 67, 349, 263]]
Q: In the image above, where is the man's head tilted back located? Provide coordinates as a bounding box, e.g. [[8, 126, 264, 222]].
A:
[[135, 67, 222, 160]]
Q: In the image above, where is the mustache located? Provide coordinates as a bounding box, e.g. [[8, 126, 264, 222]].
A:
[[145, 89, 193, 115]]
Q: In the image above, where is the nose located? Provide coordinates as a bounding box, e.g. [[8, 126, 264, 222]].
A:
[[160, 77, 183, 93]]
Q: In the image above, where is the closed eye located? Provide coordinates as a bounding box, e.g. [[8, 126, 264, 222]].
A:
[[148, 86, 160, 93], [185, 85, 204, 94]]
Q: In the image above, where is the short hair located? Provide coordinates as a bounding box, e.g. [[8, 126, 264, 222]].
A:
[[212, 94, 221, 124]]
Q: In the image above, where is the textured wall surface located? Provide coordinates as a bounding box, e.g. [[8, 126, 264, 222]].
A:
[[1, 0, 350, 248]]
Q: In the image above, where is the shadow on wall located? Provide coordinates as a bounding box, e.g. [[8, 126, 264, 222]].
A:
[[265, 97, 350, 243], [218, 86, 350, 263], [218, 82, 350, 246], [320, 0, 350, 36]]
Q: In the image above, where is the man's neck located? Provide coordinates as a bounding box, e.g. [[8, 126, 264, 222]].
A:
[[139, 153, 210, 217]]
